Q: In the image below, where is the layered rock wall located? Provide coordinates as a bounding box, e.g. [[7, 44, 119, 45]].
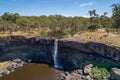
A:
[[0, 36, 120, 66], [59, 40, 120, 62]]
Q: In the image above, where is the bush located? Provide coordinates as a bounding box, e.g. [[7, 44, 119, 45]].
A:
[[40, 31, 48, 37], [80, 61, 120, 80], [88, 25, 99, 31], [90, 67, 110, 80]]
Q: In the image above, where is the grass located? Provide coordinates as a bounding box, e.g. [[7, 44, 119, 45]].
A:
[[0, 62, 10, 70], [66, 29, 120, 47]]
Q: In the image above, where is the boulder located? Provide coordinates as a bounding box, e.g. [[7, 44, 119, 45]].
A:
[[102, 76, 107, 80], [85, 75, 93, 80], [110, 68, 120, 80], [84, 64, 93, 75], [65, 72, 69, 76], [74, 70, 83, 75], [13, 59, 22, 63]]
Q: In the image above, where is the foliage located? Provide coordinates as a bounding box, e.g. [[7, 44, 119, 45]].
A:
[[90, 67, 111, 80], [88, 10, 113, 30], [111, 3, 120, 29], [88, 25, 99, 31], [40, 31, 48, 37], [1, 12, 19, 22], [0, 1, 120, 37], [81, 60, 120, 80]]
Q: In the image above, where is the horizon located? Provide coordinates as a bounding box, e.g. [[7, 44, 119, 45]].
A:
[[0, 0, 119, 17]]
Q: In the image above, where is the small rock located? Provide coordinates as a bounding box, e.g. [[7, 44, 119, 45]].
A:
[[59, 72, 66, 77], [0, 74, 3, 77], [57, 75, 65, 80], [84, 64, 93, 75], [13, 59, 22, 63], [71, 72, 77, 76], [102, 76, 107, 80], [85, 75, 93, 80], [65, 75, 71, 80], [4, 69, 10, 75], [77, 70, 83, 75], [65, 72, 69, 76], [28, 60, 32, 62], [0, 70, 5, 74]]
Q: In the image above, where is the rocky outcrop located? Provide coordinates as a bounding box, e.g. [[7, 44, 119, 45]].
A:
[[110, 68, 120, 80], [0, 36, 120, 71], [0, 36, 120, 79], [56, 64, 93, 80], [0, 59, 25, 77], [0, 36, 54, 51], [84, 64, 93, 75], [0, 36, 120, 63], [59, 40, 120, 62]]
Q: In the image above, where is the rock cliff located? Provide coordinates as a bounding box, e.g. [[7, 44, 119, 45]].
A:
[[0, 36, 120, 71]]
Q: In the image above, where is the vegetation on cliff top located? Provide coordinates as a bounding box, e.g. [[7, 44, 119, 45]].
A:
[[0, 2, 120, 38]]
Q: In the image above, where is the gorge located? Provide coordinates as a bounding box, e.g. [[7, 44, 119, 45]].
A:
[[0, 36, 120, 80]]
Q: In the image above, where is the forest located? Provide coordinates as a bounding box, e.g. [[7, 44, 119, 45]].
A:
[[0, 2, 120, 38]]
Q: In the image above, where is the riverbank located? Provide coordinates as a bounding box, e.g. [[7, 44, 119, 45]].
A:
[[0, 59, 25, 78], [0, 61, 120, 80]]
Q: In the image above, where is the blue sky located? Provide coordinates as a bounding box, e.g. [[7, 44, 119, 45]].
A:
[[0, 0, 119, 17]]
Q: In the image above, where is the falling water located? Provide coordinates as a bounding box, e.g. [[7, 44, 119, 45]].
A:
[[53, 39, 59, 68]]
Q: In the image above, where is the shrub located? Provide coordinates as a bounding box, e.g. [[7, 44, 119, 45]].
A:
[[90, 67, 111, 80], [40, 31, 48, 37], [88, 25, 100, 31]]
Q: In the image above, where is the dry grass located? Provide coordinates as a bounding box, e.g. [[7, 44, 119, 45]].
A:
[[0, 29, 120, 47], [0, 62, 10, 70], [66, 29, 120, 47], [0, 31, 40, 37]]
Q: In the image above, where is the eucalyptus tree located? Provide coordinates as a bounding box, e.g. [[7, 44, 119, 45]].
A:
[[88, 10, 100, 31], [1, 12, 20, 23], [88, 10, 100, 25], [111, 3, 120, 29]]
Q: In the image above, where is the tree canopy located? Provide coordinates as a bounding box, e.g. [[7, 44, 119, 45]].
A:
[[0, 1, 120, 37]]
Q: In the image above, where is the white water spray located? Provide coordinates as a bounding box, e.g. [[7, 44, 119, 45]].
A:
[[53, 39, 59, 68]]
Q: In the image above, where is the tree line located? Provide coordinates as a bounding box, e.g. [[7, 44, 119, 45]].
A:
[[0, 2, 120, 37]]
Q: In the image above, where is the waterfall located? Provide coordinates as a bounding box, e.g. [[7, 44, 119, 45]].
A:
[[53, 39, 59, 68]]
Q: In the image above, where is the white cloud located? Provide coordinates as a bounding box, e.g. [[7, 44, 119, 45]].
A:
[[80, 2, 93, 7]]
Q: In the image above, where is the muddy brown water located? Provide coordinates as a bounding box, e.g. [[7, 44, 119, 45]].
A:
[[0, 63, 59, 80]]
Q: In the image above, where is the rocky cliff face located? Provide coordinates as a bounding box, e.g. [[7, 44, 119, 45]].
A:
[[0, 36, 120, 71], [59, 40, 120, 62], [0, 36, 55, 65]]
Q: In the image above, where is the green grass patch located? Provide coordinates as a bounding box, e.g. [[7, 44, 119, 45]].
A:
[[90, 67, 110, 80]]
